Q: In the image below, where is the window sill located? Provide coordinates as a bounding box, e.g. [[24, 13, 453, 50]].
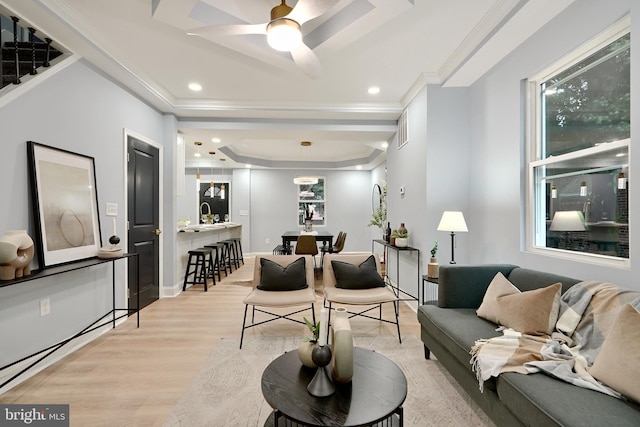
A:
[[527, 246, 630, 270]]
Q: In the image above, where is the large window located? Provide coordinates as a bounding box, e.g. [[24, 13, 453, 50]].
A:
[[528, 27, 630, 261], [298, 178, 326, 226]]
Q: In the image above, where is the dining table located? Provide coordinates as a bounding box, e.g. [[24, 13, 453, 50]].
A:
[[281, 230, 334, 253]]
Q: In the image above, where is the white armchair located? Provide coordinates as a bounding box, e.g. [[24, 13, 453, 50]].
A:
[[323, 253, 401, 343], [240, 255, 317, 349]]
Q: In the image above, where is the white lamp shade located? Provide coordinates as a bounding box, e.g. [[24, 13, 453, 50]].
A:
[[549, 211, 586, 232], [267, 18, 302, 52], [437, 211, 468, 232]]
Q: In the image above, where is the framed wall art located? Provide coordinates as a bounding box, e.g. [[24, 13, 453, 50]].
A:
[[27, 141, 102, 268]]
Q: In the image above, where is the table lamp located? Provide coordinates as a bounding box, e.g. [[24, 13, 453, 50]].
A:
[[437, 211, 468, 264], [549, 210, 586, 249]]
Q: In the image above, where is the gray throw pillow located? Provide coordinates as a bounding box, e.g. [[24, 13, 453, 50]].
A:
[[332, 255, 385, 289], [258, 257, 308, 291]]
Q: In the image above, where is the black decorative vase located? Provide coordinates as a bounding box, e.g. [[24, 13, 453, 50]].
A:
[[307, 345, 335, 397]]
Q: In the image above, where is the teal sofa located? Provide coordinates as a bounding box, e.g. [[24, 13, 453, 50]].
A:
[[417, 264, 640, 426]]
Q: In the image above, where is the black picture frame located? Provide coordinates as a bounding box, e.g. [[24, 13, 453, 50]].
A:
[[27, 141, 102, 268]]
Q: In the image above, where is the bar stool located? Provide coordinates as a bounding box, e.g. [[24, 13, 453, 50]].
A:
[[227, 237, 244, 265], [204, 243, 224, 281], [220, 240, 238, 272], [223, 238, 241, 269], [183, 247, 212, 292], [217, 240, 232, 275]]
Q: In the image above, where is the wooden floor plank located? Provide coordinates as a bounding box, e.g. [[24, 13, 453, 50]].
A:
[[0, 258, 421, 427]]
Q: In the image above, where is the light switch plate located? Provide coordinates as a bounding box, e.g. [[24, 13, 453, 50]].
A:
[[106, 203, 118, 216]]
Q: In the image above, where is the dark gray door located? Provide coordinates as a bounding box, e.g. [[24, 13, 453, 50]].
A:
[[127, 136, 160, 310]]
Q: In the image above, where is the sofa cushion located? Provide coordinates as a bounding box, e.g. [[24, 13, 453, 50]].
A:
[[418, 304, 501, 389], [497, 283, 561, 335], [590, 304, 640, 404], [497, 371, 640, 427], [257, 257, 308, 291], [506, 267, 580, 294], [477, 272, 520, 323]]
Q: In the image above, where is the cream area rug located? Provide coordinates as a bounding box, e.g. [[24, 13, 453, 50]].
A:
[[163, 334, 494, 427]]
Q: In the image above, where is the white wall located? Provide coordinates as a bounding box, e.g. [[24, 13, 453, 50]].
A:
[[0, 59, 166, 386], [385, 85, 471, 300], [467, 0, 638, 289]]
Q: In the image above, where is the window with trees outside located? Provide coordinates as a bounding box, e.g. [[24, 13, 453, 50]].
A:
[[298, 178, 325, 226], [528, 26, 629, 261]]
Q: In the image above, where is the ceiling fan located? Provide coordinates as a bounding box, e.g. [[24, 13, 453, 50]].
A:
[[187, 0, 339, 79]]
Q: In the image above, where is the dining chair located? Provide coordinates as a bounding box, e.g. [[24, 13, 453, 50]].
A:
[[240, 255, 316, 349], [321, 231, 346, 266], [294, 234, 320, 273], [323, 253, 401, 343]]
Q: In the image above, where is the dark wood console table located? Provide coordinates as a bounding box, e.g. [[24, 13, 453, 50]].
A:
[[372, 239, 420, 303], [0, 253, 139, 389]]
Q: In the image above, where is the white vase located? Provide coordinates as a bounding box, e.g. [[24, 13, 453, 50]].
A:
[[298, 341, 318, 368], [331, 307, 353, 383]]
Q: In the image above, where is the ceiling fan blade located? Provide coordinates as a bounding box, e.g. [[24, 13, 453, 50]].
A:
[[186, 23, 266, 36], [288, 0, 340, 26], [291, 43, 322, 79]]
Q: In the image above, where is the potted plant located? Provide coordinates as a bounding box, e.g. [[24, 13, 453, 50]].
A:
[[394, 231, 408, 247], [428, 241, 439, 278], [298, 317, 319, 368]]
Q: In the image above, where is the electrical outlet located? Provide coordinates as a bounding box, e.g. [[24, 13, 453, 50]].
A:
[[265, 238, 270, 244], [40, 298, 50, 317]]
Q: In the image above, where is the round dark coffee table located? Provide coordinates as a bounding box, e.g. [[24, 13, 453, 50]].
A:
[[261, 347, 407, 426]]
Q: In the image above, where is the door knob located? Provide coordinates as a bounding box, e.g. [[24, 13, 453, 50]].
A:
[[153, 229, 162, 236]]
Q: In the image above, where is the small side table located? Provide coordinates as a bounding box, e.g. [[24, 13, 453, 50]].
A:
[[421, 275, 439, 305]]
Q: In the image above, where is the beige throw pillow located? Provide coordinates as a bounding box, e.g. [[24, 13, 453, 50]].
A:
[[476, 272, 520, 323], [590, 304, 640, 404], [496, 283, 562, 335]]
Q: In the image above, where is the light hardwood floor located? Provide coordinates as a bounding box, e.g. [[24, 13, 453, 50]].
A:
[[0, 257, 421, 427]]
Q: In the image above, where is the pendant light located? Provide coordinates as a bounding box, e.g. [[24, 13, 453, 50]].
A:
[[580, 181, 588, 197], [293, 141, 318, 185], [194, 141, 202, 191], [220, 158, 226, 200], [618, 172, 627, 190], [209, 151, 215, 197], [551, 184, 557, 199]]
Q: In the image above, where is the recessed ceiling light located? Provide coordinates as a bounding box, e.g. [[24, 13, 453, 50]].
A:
[[245, 164, 252, 168], [356, 165, 362, 170], [212, 137, 222, 143], [381, 142, 389, 149], [194, 152, 201, 157], [188, 82, 202, 91], [368, 86, 380, 95]]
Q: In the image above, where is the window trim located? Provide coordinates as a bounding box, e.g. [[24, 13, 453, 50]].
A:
[[524, 18, 631, 269]]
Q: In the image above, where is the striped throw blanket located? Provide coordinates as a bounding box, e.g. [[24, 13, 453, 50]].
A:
[[470, 281, 640, 397]]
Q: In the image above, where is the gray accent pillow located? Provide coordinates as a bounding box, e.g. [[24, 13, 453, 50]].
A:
[[258, 257, 308, 291], [332, 255, 385, 289]]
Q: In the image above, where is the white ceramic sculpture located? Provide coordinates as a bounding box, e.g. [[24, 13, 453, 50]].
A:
[[0, 230, 35, 280]]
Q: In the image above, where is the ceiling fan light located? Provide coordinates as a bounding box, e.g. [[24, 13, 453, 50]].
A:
[[267, 18, 302, 52]]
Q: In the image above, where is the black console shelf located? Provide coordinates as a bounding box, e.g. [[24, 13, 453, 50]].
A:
[[0, 253, 139, 389]]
